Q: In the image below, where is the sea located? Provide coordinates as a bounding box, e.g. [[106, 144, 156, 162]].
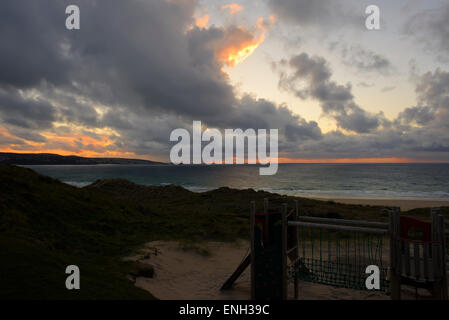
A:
[[23, 163, 449, 201]]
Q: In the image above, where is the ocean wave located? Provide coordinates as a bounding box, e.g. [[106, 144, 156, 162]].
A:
[[183, 185, 449, 201], [63, 181, 93, 188], [256, 188, 449, 201]]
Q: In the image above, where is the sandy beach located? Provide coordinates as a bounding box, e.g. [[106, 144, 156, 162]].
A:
[[126, 240, 427, 300], [310, 198, 449, 211]]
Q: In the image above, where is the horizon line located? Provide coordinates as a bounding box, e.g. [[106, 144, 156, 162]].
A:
[[1, 151, 449, 164]]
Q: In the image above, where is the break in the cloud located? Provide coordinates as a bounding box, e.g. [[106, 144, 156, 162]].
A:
[[0, 0, 448, 162]]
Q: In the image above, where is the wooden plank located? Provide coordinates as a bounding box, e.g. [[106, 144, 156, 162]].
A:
[[389, 211, 395, 272], [404, 240, 411, 277], [294, 200, 299, 300], [431, 212, 441, 280], [389, 210, 401, 300], [423, 242, 430, 281], [297, 216, 389, 229], [263, 198, 269, 243], [414, 243, 420, 280], [281, 203, 288, 300], [438, 214, 448, 299], [289, 221, 389, 235], [220, 253, 251, 290], [250, 200, 255, 300], [395, 212, 402, 276]]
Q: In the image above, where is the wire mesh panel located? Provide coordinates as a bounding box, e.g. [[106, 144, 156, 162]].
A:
[[289, 226, 388, 291]]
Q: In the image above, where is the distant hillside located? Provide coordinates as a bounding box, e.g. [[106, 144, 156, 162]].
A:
[[0, 152, 166, 165]]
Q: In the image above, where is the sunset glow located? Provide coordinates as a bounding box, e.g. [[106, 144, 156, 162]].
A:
[[195, 14, 209, 28], [216, 17, 273, 68]]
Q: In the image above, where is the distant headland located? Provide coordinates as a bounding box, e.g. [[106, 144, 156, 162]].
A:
[[0, 152, 166, 165]]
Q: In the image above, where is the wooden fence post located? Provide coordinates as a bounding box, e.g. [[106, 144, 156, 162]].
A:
[[431, 210, 442, 299], [250, 200, 256, 300], [282, 203, 288, 300], [294, 200, 299, 300], [389, 209, 401, 300], [438, 214, 448, 300]]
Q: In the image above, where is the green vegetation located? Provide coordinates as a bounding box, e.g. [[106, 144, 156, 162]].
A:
[[0, 165, 447, 299]]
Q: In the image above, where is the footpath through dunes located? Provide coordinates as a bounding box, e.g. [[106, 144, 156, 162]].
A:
[[0, 164, 448, 299]]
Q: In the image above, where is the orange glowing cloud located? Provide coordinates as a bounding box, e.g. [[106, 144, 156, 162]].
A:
[[214, 17, 274, 68], [195, 14, 209, 28], [221, 3, 244, 16], [0, 127, 133, 158]]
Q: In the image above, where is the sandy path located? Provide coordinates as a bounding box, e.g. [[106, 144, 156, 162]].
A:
[[127, 240, 251, 300], [125, 240, 405, 300]]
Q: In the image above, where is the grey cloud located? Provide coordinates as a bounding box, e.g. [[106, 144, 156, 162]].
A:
[[0, 0, 236, 120], [397, 106, 435, 126], [0, 88, 56, 130], [331, 43, 392, 75], [357, 82, 374, 88], [415, 68, 449, 109], [403, 3, 449, 59], [278, 52, 382, 133], [381, 86, 396, 92], [0, 2, 73, 88], [267, 0, 362, 29], [0, 131, 26, 147]]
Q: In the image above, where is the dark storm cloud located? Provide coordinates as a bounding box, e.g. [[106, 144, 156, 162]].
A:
[[219, 95, 322, 140], [277, 53, 383, 133], [0, 0, 236, 118], [68, 0, 236, 118], [0, 88, 56, 130], [0, 2, 73, 88], [0, 0, 324, 158]]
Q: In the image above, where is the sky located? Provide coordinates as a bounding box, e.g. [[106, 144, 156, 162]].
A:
[[1, 0, 449, 162]]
